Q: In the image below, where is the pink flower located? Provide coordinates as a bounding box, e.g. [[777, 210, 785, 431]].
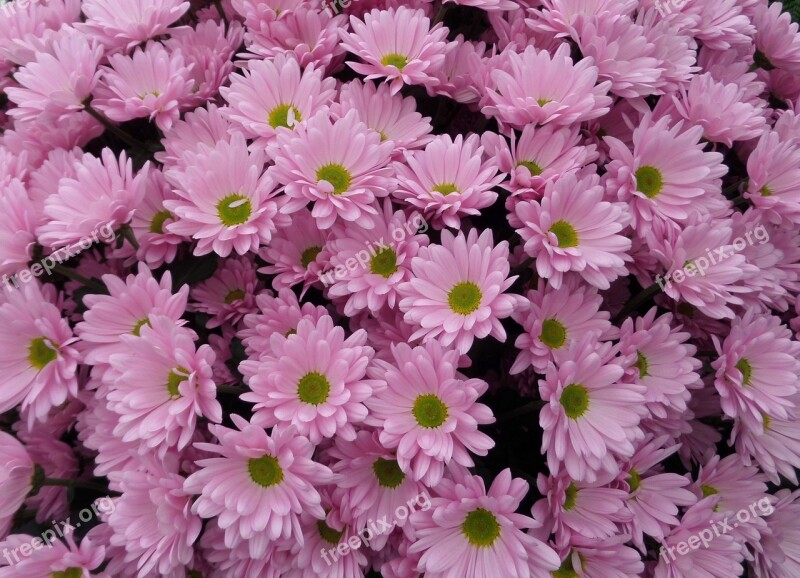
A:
[[365, 340, 495, 485], [155, 103, 234, 169], [19, 429, 78, 525], [0, 532, 105, 577], [0, 433, 34, 539], [554, 535, 644, 578], [746, 130, 800, 226], [190, 256, 260, 329], [339, 6, 451, 95], [77, 0, 190, 51], [427, 34, 486, 105], [398, 228, 523, 355], [752, 2, 800, 74], [0, 178, 39, 278]]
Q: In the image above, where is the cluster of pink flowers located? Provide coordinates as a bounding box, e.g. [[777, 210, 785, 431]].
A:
[[1, 0, 799, 577]]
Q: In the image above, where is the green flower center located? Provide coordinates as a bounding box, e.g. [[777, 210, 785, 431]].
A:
[[635, 351, 649, 378], [167, 367, 189, 398], [736, 358, 752, 386], [552, 557, 579, 578], [517, 160, 543, 176], [217, 194, 252, 226], [297, 371, 331, 405], [432, 183, 459, 195], [461, 508, 501, 547], [560, 384, 589, 419], [540, 318, 567, 349], [537, 98, 552, 107], [372, 457, 405, 488], [51, 569, 83, 578], [412, 394, 448, 428], [132, 318, 150, 336], [28, 337, 57, 370], [759, 185, 773, 197], [268, 103, 302, 129], [701, 484, 718, 498], [248, 455, 284, 488], [628, 469, 642, 493], [301, 246, 322, 269], [549, 220, 579, 248], [447, 281, 482, 315], [224, 288, 246, 304], [317, 519, 344, 545], [370, 247, 398, 278], [762, 413, 771, 431], [563, 482, 578, 511], [635, 166, 664, 198], [316, 163, 352, 195], [381, 53, 408, 70], [149, 209, 173, 234]]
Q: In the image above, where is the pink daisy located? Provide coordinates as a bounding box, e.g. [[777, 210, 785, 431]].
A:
[[0, 178, 39, 278], [392, 134, 502, 229], [184, 415, 335, 550], [0, 433, 34, 539], [745, 130, 800, 226], [0, 533, 106, 578], [752, 2, 800, 74], [554, 535, 645, 578], [481, 43, 612, 130], [155, 103, 234, 170], [164, 133, 289, 256], [513, 170, 632, 290], [268, 110, 394, 230], [77, 0, 190, 51], [749, 489, 800, 578], [339, 6, 451, 95], [190, 255, 260, 329], [427, 34, 486, 105], [198, 517, 292, 578], [37, 148, 149, 250], [242, 315, 379, 444], [288, 510, 370, 578], [408, 468, 560, 578], [364, 340, 495, 486], [398, 228, 524, 355], [0, 282, 79, 426]]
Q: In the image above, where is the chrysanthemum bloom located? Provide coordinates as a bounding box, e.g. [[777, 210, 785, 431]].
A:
[[653, 497, 745, 578], [510, 277, 614, 374], [513, 171, 631, 290], [0, 0, 81, 66], [326, 431, 427, 547], [0, 532, 106, 577], [5, 27, 103, 124], [237, 288, 329, 359], [243, 315, 379, 443], [0, 178, 39, 278], [750, 489, 800, 578], [693, 454, 772, 524], [745, 130, 800, 226], [364, 340, 494, 485], [604, 113, 727, 233], [0, 282, 79, 426], [105, 316, 221, 455], [618, 308, 700, 419], [19, 429, 78, 524], [155, 103, 234, 170], [37, 148, 149, 250], [269, 110, 394, 230], [0, 432, 34, 539], [190, 256, 260, 329], [199, 518, 293, 578], [77, 0, 190, 52], [554, 535, 645, 578], [288, 510, 369, 578], [398, 228, 523, 354], [540, 335, 646, 482], [409, 468, 560, 578], [325, 202, 429, 315], [93, 42, 195, 132], [525, 0, 636, 38], [184, 415, 335, 550], [392, 134, 502, 229], [671, 73, 767, 147], [531, 470, 632, 549], [751, 2, 800, 74], [330, 79, 434, 154], [75, 263, 188, 365], [106, 464, 201, 577], [482, 124, 598, 198], [258, 209, 329, 294], [339, 6, 451, 95], [481, 43, 612, 130], [220, 53, 336, 151], [165, 133, 288, 256], [620, 436, 697, 550], [711, 310, 799, 430]]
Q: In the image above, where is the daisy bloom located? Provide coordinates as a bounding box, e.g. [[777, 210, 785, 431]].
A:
[[745, 130, 800, 226], [38, 148, 149, 250], [0, 178, 39, 278], [481, 43, 612, 130], [190, 255, 260, 328], [393, 134, 502, 229], [752, 2, 800, 74], [155, 103, 234, 170], [269, 110, 394, 230], [77, 0, 190, 51], [288, 510, 369, 578], [539, 335, 646, 482], [242, 315, 379, 444], [513, 170, 632, 290], [398, 228, 524, 355], [750, 489, 800, 578], [184, 415, 335, 550], [408, 468, 560, 578], [364, 340, 495, 486], [0, 282, 79, 426], [106, 315, 223, 455], [427, 34, 486, 105], [339, 6, 451, 95], [0, 433, 34, 539], [554, 535, 645, 578], [164, 133, 289, 256]]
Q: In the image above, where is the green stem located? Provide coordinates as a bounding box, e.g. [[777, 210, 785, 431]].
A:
[[432, 2, 451, 25], [612, 282, 661, 324], [52, 264, 107, 293], [120, 224, 140, 250], [217, 385, 245, 396], [212, 0, 229, 29], [42, 477, 111, 494], [83, 101, 150, 151]]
